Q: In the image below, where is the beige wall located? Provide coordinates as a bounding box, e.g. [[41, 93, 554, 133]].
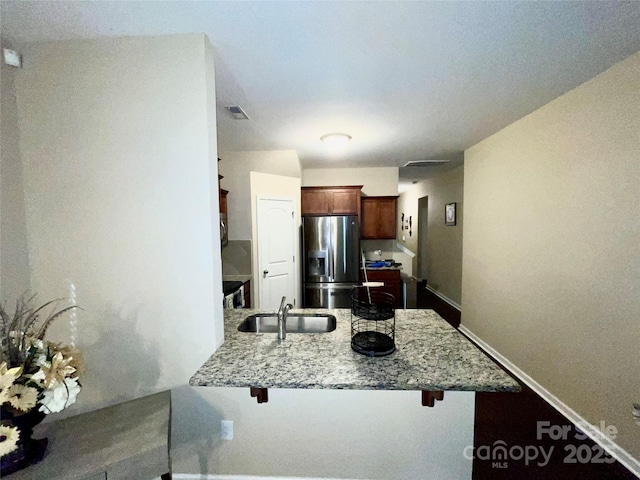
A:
[[250, 171, 302, 308], [462, 52, 640, 461], [171, 386, 474, 479], [1, 51, 31, 303], [219, 150, 301, 240], [13, 35, 223, 415], [302, 166, 399, 196], [398, 166, 464, 304]]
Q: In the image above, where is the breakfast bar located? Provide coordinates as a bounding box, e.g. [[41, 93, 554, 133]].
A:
[[190, 308, 520, 395]]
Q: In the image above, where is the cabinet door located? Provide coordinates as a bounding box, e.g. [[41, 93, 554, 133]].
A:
[[302, 186, 362, 216], [330, 189, 360, 215], [361, 269, 403, 308], [301, 189, 329, 215], [361, 197, 397, 239], [376, 197, 397, 239], [220, 190, 228, 215], [361, 198, 379, 238], [243, 280, 251, 308]]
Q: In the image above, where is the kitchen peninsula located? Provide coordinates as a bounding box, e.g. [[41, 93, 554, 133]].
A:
[[190, 308, 520, 394]]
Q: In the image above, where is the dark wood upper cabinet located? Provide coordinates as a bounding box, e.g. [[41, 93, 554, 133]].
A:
[[301, 188, 329, 215], [301, 186, 362, 216], [361, 196, 398, 239]]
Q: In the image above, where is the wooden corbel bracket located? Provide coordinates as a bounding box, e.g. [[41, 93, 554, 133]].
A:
[[421, 390, 444, 407], [250, 387, 269, 404]]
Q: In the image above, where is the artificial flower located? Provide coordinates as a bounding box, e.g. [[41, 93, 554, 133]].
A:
[[0, 362, 22, 404], [0, 425, 20, 457], [25, 337, 44, 350], [39, 377, 80, 414], [0, 362, 22, 377], [6, 384, 39, 412], [30, 369, 46, 385], [38, 352, 76, 388], [54, 344, 85, 377], [0, 295, 83, 458]]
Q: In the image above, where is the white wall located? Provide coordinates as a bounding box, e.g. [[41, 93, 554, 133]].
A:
[[462, 51, 640, 463], [218, 150, 301, 240], [171, 387, 474, 479], [249, 172, 302, 308], [204, 39, 225, 347], [13, 34, 223, 414], [302, 166, 399, 196], [0, 48, 31, 302]]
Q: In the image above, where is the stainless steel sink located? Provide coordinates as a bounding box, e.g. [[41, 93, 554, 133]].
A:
[[238, 313, 337, 333]]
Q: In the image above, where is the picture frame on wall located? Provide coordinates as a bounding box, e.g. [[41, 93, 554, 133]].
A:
[[445, 203, 456, 226]]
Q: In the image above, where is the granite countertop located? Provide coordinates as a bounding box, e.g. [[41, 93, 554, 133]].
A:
[[190, 309, 521, 392], [222, 274, 252, 283]]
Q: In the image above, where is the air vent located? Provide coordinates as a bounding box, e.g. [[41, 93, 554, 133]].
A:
[[403, 160, 450, 167], [225, 105, 250, 120]]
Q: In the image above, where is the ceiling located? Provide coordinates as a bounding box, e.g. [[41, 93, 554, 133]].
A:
[[2, 1, 640, 189]]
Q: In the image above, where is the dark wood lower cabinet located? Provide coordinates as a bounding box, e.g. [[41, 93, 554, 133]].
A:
[[243, 279, 251, 308], [360, 269, 403, 308]]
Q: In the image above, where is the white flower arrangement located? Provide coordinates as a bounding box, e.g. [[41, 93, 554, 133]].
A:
[[0, 296, 84, 458]]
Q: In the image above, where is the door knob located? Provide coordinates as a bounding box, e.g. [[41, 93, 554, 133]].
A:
[[263, 270, 269, 277]]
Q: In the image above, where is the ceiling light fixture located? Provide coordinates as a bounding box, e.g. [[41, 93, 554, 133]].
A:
[[320, 133, 352, 150]]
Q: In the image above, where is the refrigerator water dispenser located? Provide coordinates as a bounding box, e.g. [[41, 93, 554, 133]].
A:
[[307, 250, 328, 277]]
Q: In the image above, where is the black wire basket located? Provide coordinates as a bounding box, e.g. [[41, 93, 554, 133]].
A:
[[350, 287, 396, 357]]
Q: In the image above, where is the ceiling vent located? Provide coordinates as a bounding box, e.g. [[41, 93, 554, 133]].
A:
[[225, 105, 250, 120], [403, 160, 450, 167]]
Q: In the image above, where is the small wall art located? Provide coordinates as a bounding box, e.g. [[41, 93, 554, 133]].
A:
[[445, 202, 456, 226]]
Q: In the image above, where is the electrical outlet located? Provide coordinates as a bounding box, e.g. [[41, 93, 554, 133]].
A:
[[221, 419, 234, 440]]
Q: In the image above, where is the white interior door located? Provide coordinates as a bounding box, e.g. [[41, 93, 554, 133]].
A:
[[257, 197, 296, 310]]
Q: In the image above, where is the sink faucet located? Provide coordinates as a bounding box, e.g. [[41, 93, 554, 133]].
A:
[[277, 296, 293, 341]]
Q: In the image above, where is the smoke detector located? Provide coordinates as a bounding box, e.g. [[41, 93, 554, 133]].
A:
[[403, 160, 450, 167], [225, 105, 250, 120]]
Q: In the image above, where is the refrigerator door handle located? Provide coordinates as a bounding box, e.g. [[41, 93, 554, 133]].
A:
[[328, 244, 334, 280], [327, 217, 334, 280]]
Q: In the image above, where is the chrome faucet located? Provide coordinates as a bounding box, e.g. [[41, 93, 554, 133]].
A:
[[277, 296, 293, 341]]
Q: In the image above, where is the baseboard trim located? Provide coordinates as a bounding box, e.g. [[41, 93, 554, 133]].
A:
[[459, 324, 640, 478], [173, 475, 363, 480], [424, 284, 461, 311]]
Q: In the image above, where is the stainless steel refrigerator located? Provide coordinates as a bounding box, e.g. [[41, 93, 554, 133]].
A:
[[302, 215, 360, 308]]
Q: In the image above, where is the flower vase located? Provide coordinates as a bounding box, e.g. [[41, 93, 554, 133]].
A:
[[0, 406, 48, 476]]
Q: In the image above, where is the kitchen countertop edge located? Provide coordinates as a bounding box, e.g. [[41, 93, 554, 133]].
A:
[[190, 308, 521, 393], [222, 274, 252, 283]]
